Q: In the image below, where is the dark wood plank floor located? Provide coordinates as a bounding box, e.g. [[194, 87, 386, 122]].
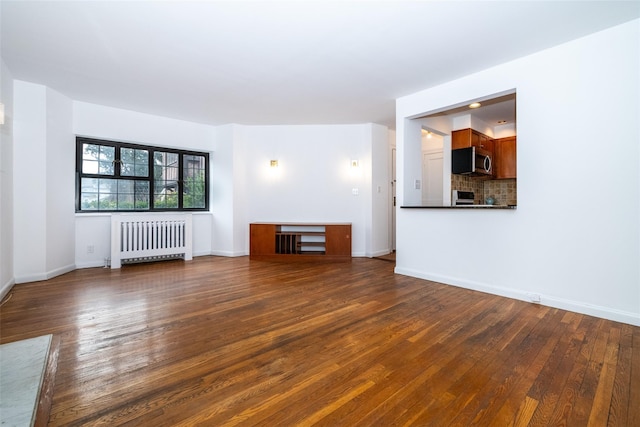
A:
[[1, 256, 638, 426]]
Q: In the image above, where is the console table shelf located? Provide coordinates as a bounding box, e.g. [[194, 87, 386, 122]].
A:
[[250, 223, 351, 262]]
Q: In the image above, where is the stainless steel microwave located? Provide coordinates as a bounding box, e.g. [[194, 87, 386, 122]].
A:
[[451, 147, 492, 176]]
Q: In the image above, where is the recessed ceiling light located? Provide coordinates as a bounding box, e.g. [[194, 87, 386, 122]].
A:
[[469, 102, 481, 109], [498, 120, 507, 124]]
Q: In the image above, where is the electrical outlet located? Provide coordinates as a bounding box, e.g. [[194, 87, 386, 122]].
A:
[[87, 245, 94, 254]]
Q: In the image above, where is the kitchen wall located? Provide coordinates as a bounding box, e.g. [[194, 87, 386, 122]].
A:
[[396, 19, 639, 325], [483, 179, 516, 206], [451, 174, 484, 204]]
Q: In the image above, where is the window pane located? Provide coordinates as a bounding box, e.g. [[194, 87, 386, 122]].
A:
[[99, 193, 117, 210], [154, 151, 179, 208], [100, 146, 115, 162], [81, 178, 98, 193], [117, 194, 135, 210], [118, 180, 134, 193], [99, 179, 117, 193], [80, 177, 104, 210], [82, 160, 98, 174], [116, 180, 150, 210], [135, 181, 150, 210], [183, 154, 206, 208], [81, 194, 98, 210], [96, 179, 117, 210], [154, 191, 178, 209], [82, 143, 114, 175], [98, 161, 113, 174], [80, 178, 152, 211], [135, 164, 149, 176], [121, 148, 149, 177]]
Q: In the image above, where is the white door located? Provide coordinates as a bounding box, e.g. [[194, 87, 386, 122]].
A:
[[422, 151, 443, 205]]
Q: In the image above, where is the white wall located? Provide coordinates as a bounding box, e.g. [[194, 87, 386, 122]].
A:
[[239, 124, 388, 257], [73, 101, 216, 267], [370, 123, 391, 257], [71, 105, 392, 263], [46, 87, 74, 274], [210, 123, 246, 257], [14, 82, 47, 281], [12, 98, 391, 269], [402, 119, 423, 206], [9, 84, 392, 274], [73, 101, 214, 152], [396, 20, 640, 325], [0, 59, 14, 298], [13, 81, 75, 283]]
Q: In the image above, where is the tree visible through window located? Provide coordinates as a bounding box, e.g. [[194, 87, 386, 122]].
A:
[[76, 137, 209, 212]]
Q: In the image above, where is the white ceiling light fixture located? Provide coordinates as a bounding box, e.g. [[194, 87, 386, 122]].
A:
[[469, 102, 482, 109]]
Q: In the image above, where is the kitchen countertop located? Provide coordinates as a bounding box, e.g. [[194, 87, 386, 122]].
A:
[[401, 205, 516, 209]]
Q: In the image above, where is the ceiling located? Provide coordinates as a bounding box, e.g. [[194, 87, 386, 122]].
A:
[[419, 93, 517, 128], [1, 1, 638, 129]]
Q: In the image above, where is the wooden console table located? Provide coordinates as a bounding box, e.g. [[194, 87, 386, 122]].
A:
[[249, 223, 351, 262]]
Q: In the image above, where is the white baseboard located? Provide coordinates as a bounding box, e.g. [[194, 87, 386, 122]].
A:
[[210, 250, 247, 257], [76, 253, 213, 269], [394, 267, 640, 327], [75, 261, 106, 269], [1, 278, 15, 302], [15, 263, 76, 284], [193, 251, 213, 257], [367, 249, 393, 258]]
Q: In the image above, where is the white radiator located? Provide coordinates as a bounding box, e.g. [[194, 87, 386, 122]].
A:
[[110, 213, 193, 269]]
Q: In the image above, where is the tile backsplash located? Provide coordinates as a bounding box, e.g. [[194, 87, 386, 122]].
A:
[[451, 175, 517, 206], [451, 174, 485, 204], [483, 179, 517, 206]]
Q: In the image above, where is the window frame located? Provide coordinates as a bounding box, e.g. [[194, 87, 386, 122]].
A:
[[75, 137, 209, 212]]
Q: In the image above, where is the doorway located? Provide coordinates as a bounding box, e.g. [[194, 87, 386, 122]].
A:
[[422, 151, 444, 205]]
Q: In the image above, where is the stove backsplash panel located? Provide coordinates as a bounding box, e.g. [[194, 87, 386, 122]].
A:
[[451, 175, 517, 206]]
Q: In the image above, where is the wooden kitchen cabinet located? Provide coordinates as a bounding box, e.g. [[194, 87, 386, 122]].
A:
[[494, 136, 517, 179], [452, 128, 494, 153], [250, 223, 351, 262]]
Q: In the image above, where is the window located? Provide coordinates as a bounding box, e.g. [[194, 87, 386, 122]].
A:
[[76, 137, 209, 212]]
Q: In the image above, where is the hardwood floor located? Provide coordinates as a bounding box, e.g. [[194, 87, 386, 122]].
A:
[[1, 256, 638, 426]]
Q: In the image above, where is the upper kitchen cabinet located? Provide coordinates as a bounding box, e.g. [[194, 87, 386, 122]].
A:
[[452, 128, 494, 154], [494, 136, 517, 179]]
